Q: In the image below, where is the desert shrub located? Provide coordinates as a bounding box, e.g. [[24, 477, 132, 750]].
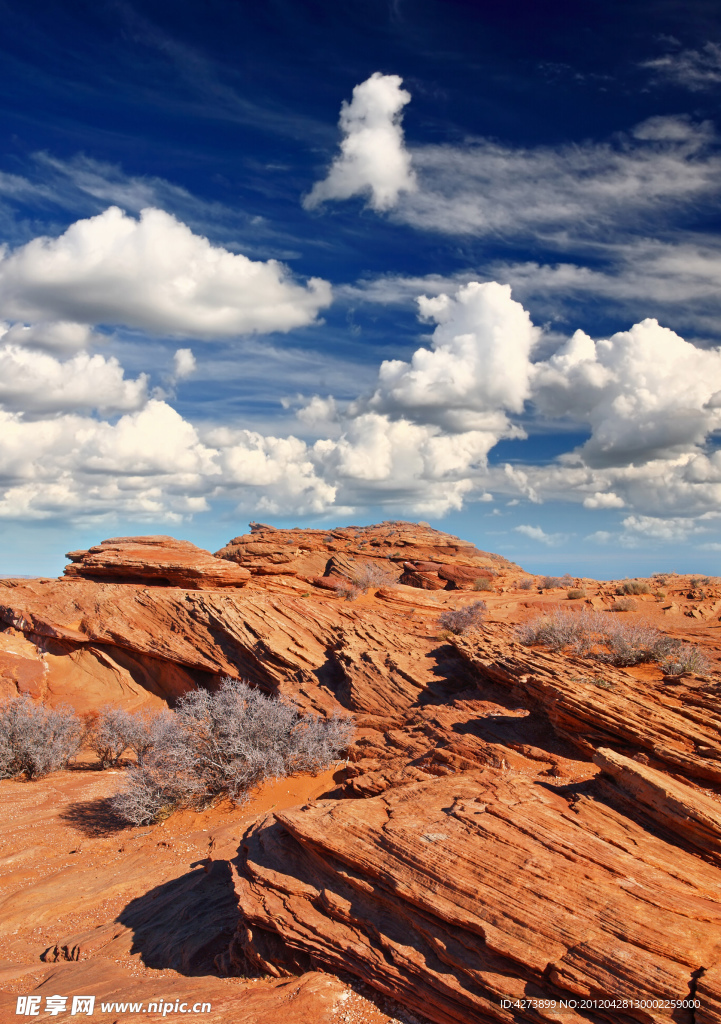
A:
[[472, 576, 494, 592], [518, 610, 679, 667], [351, 561, 398, 591], [126, 713, 163, 766], [111, 679, 353, 825], [616, 580, 651, 595], [286, 713, 355, 774], [0, 695, 82, 780], [540, 573, 574, 589], [659, 644, 711, 676], [600, 620, 667, 666], [87, 706, 140, 768], [438, 601, 487, 635], [87, 706, 171, 769], [517, 608, 603, 655], [566, 588, 587, 600], [612, 597, 636, 612], [518, 577, 535, 590]]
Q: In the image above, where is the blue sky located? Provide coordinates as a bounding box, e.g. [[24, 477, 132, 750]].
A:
[[1, 0, 721, 578]]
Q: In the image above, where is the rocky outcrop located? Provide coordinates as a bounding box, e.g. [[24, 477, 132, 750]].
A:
[[593, 747, 721, 866], [451, 625, 721, 786], [64, 536, 251, 589], [233, 770, 721, 1024], [0, 630, 48, 700], [2, 527, 721, 1024], [400, 560, 496, 590], [215, 520, 512, 582]]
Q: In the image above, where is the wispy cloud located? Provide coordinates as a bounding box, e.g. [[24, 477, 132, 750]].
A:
[[307, 74, 721, 243], [397, 115, 720, 240], [514, 524, 566, 545], [642, 42, 721, 91]]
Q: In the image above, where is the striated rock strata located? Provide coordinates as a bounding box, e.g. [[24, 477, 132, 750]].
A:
[[64, 536, 251, 589], [233, 769, 721, 1024], [1, 524, 721, 1023]]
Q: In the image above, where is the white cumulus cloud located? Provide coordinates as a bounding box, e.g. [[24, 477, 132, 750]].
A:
[[304, 72, 416, 212], [583, 491, 625, 509], [0, 274, 719, 543], [533, 318, 721, 467], [0, 346, 148, 416], [0, 206, 332, 338], [0, 320, 101, 353], [365, 281, 538, 433]]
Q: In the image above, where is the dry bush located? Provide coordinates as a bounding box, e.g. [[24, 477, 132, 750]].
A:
[[287, 713, 355, 774], [87, 706, 166, 768], [540, 573, 574, 589], [87, 707, 138, 768], [472, 576, 494, 592], [659, 644, 711, 676], [517, 609, 684, 667], [566, 588, 587, 600], [350, 561, 399, 591], [601, 620, 668, 666], [438, 601, 487, 635], [111, 679, 353, 825], [616, 580, 651, 595], [612, 597, 636, 612], [518, 578, 535, 590], [517, 608, 602, 655], [0, 695, 82, 780]]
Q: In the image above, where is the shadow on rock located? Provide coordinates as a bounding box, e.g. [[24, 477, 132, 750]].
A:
[[60, 797, 130, 837], [117, 860, 240, 976]]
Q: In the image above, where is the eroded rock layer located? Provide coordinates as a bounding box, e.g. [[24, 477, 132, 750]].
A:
[[1, 523, 721, 1023], [64, 536, 251, 589], [233, 769, 721, 1024]]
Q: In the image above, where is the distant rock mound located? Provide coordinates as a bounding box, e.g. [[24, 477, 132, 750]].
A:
[[64, 536, 251, 589], [215, 520, 512, 586]]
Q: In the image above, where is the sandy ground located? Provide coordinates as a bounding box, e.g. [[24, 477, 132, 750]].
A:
[[0, 764, 428, 1023]]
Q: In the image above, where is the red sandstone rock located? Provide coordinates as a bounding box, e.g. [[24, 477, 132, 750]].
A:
[[593, 747, 721, 866], [64, 536, 251, 589], [452, 624, 721, 785], [398, 568, 445, 589], [400, 559, 495, 590], [0, 631, 47, 700], [233, 770, 721, 1024], [437, 563, 493, 588], [1, 526, 721, 1024], [215, 521, 509, 580]]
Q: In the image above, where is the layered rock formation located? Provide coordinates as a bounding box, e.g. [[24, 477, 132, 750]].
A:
[[1, 523, 720, 1023], [64, 536, 251, 589], [234, 769, 721, 1024], [215, 520, 512, 580]]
